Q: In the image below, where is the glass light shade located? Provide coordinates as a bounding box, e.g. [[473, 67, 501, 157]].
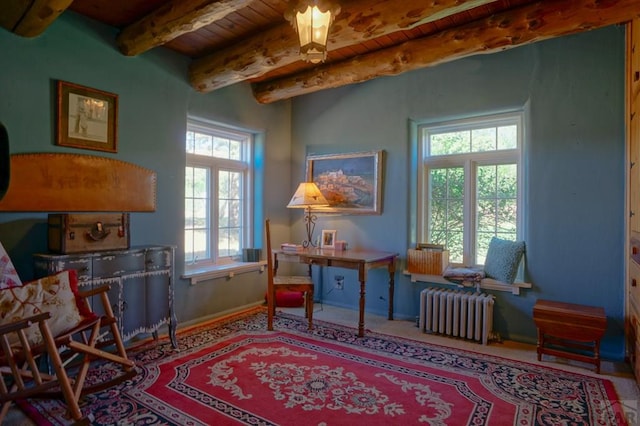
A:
[[287, 182, 329, 208], [285, 0, 340, 64]]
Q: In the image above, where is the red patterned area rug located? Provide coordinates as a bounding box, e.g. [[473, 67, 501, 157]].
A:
[[21, 307, 628, 425]]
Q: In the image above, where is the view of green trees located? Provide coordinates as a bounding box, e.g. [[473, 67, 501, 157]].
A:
[[185, 130, 244, 263], [427, 125, 518, 265]]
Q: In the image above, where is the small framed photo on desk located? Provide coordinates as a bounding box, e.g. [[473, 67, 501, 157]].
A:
[[321, 230, 337, 249]]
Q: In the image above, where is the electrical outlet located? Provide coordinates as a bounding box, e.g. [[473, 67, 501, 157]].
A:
[[334, 275, 344, 290]]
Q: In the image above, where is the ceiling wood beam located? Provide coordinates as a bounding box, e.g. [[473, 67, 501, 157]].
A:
[[253, 0, 640, 103], [189, 0, 497, 93], [0, 0, 72, 37], [116, 0, 253, 56]]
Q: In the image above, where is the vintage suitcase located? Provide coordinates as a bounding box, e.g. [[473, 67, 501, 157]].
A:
[[48, 213, 130, 254]]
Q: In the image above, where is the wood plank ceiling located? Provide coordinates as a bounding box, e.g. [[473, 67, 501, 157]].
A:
[[2, 0, 640, 103]]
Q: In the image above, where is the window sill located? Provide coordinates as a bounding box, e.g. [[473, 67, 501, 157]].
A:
[[182, 261, 267, 285], [403, 270, 532, 295]]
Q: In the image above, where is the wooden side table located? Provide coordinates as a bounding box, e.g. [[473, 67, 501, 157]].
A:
[[533, 299, 607, 373]]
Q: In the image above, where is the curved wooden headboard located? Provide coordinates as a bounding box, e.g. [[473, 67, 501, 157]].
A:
[[0, 153, 157, 212]]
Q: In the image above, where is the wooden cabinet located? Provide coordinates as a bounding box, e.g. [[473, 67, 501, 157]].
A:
[[628, 18, 640, 385], [33, 245, 177, 348]]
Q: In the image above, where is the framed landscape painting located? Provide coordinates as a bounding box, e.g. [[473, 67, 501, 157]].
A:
[[306, 150, 383, 214]]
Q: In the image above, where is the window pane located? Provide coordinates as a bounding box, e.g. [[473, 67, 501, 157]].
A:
[[446, 200, 464, 230], [219, 170, 230, 199], [229, 140, 242, 160], [218, 170, 242, 255], [477, 166, 497, 198], [219, 227, 241, 257], [185, 198, 194, 228], [186, 131, 195, 153], [193, 230, 209, 261], [229, 171, 241, 198], [430, 131, 470, 156], [193, 168, 208, 198], [477, 199, 496, 232], [447, 168, 464, 198], [471, 128, 495, 152], [213, 136, 229, 158], [497, 164, 517, 198], [446, 231, 464, 264], [475, 163, 518, 264], [185, 165, 211, 263], [497, 199, 517, 233], [185, 228, 209, 264], [228, 200, 240, 226], [498, 125, 517, 149], [475, 232, 494, 264], [194, 133, 212, 156], [428, 167, 464, 262], [184, 229, 195, 263], [193, 199, 208, 228], [429, 169, 447, 199], [185, 168, 194, 197]]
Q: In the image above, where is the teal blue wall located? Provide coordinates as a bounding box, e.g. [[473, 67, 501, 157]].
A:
[[290, 26, 625, 359], [0, 12, 627, 359], [0, 12, 291, 324]]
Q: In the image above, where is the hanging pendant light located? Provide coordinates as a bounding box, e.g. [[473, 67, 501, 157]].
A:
[[285, 0, 341, 64]]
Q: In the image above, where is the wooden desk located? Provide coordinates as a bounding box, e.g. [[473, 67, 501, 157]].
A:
[[274, 248, 398, 337], [533, 299, 607, 373]]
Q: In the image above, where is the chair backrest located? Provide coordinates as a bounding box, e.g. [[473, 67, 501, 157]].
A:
[[265, 219, 274, 288], [0, 241, 22, 289]]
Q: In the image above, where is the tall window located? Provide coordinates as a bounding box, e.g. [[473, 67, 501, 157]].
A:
[[418, 112, 523, 266], [185, 119, 252, 269]]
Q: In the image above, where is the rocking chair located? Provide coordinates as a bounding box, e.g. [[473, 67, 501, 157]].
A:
[[0, 271, 136, 424]]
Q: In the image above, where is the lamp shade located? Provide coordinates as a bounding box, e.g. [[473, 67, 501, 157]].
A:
[[285, 0, 341, 64], [287, 182, 329, 208]]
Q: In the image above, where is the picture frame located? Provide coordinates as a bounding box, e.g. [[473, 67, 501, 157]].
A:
[[306, 150, 384, 215], [321, 230, 337, 249], [56, 80, 118, 153]]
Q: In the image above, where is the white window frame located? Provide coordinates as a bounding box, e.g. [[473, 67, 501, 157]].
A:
[[184, 118, 255, 278], [417, 112, 524, 267]]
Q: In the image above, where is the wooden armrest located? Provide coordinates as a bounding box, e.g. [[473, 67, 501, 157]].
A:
[[76, 284, 111, 299], [0, 312, 51, 334]]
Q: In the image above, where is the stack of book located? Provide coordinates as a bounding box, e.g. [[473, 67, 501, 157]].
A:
[[281, 243, 303, 252]]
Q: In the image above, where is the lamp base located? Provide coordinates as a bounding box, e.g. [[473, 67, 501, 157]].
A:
[[303, 206, 319, 247]]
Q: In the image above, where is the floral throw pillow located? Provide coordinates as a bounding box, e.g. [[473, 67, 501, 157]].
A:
[[0, 270, 83, 345], [0, 241, 22, 289]]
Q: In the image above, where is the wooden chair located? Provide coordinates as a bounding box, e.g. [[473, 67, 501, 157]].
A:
[[265, 219, 314, 330], [0, 284, 136, 424]]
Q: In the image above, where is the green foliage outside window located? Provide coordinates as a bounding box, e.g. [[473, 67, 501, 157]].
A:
[[424, 120, 519, 265]]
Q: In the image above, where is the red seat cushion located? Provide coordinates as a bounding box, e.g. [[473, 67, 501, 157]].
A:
[[266, 290, 304, 307]]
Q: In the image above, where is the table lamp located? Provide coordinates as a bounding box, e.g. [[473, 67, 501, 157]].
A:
[[287, 182, 329, 247]]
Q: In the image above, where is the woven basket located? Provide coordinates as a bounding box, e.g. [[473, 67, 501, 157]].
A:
[[407, 249, 449, 274]]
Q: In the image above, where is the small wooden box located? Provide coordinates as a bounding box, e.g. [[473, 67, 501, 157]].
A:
[[407, 249, 449, 274], [48, 213, 130, 254]]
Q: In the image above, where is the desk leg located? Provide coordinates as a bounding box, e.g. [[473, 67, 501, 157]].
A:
[[387, 261, 395, 321], [536, 328, 543, 361], [358, 265, 366, 338]]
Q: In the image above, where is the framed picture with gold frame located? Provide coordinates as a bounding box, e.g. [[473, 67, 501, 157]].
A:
[[56, 80, 118, 153], [306, 150, 383, 215]]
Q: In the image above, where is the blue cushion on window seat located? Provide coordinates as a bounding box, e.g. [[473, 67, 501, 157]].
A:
[[484, 237, 525, 284]]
